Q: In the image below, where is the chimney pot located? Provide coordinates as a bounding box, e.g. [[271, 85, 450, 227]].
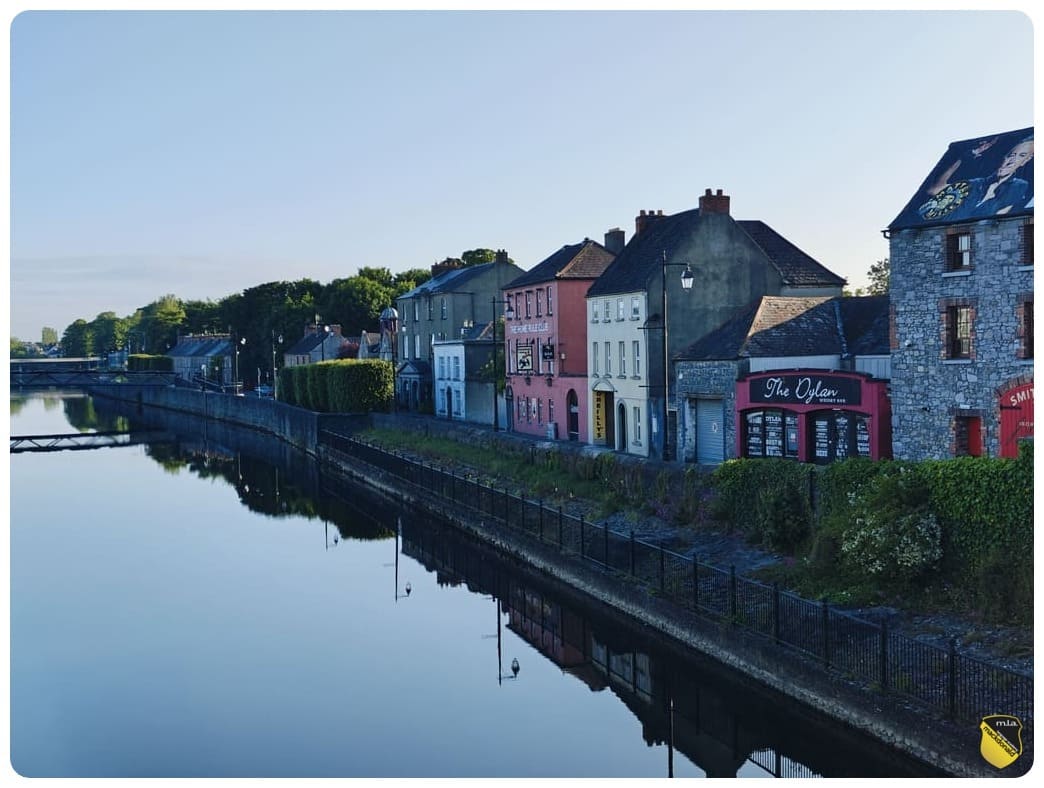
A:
[[698, 188, 731, 216]]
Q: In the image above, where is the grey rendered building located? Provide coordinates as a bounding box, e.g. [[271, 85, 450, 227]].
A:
[[396, 251, 525, 412]]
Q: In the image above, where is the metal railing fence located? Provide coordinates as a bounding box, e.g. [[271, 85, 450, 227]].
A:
[[322, 431, 1033, 725]]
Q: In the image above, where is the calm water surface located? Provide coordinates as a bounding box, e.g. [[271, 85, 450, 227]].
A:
[[9, 392, 942, 778]]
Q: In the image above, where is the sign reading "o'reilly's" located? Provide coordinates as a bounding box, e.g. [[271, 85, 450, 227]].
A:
[[750, 374, 862, 406]]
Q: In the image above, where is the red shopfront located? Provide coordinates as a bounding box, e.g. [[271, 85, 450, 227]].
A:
[[735, 370, 892, 464], [998, 379, 1033, 458]]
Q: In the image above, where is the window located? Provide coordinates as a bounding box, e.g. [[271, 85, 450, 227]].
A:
[[617, 298, 624, 320], [546, 288, 553, 316], [413, 301, 419, 322], [549, 398, 555, 424], [745, 410, 800, 459], [535, 289, 543, 317], [537, 399, 543, 424], [603, 300, 611, 322], [1021, 220, 1034, 266], [438, 356, 446, 379], [427, 298, 433, 320], [592, 301, 600, 322], [415, 334, 421, 357], [631, 296, 641, 320], [453, 356, 461, 380], [946, 231, 972, 271], [525, 291, 532, 318], [441, 298, 447, 320], [1018, 298, 1034, 359], [633, 406, 642, 443], [605, 342, 612, 375], [954, 415, 983, 457], [945, 304, 973, 359], [633, 341, 641, 376], [618, 341, 626, 376], [592, 342, 599, 375]]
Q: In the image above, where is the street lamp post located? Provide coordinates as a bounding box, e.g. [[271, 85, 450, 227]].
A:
[[235, 336, 246, 395], [660, 251, 695, 461], [271, 331, 283, 399], [491, 296, 516, 431]]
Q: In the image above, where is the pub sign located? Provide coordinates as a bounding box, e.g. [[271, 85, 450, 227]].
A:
[[750, 374, 862, 407]]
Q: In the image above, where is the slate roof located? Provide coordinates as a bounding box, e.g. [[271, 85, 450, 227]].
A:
[[735, 221, 847, 288], [169, 335, 232, 357], [888, 126, 1034, 231], [505, 239, 616, 289], [839, 295, 890, 355], [677, 295, 888, 361], [285, 331, 325, 355], [587, 209, 844, 297], [398, 261, 499, 299]]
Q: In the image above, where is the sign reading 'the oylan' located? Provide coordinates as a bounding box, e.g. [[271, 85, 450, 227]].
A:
[[750, 374, 862, 407]]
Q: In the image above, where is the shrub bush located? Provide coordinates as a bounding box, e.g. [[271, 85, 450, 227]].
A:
[[710, 459, 812, 550], [839, 468, 942, 581]]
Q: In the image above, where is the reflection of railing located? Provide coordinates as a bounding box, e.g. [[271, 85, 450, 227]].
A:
[[321, 429, 1033, 727]]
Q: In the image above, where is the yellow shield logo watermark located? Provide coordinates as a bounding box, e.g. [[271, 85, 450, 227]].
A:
[[979, 714, 1023, 769]]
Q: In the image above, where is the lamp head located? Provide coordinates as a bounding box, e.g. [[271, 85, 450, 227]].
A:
[[680, 264, 695, 290]]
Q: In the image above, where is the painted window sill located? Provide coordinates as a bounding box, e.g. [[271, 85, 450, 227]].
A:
[[941, 269, 973, 278], [941, 359, 973, 365]]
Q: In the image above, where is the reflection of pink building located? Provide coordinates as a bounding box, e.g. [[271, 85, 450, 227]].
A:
[[502, 234, 619, 441]]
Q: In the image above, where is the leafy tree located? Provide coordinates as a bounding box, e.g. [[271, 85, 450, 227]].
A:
[[461, 248, 496, 267], [61, 319, 93, 357], [866, 257, 890, 295], [88, 311, 127, 354], [182, 299, 224, 335], [140, 294, 187, 353], [41, 326, 58, 345], [321, 276, 395, 336], [356, 267, 395, 288]]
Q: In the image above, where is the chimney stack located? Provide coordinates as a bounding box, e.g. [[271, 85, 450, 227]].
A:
[[635, 209, 664, 236], [698, 188, 730, 215], [604, 228, 625, 254], [494, 248, 510, 265]]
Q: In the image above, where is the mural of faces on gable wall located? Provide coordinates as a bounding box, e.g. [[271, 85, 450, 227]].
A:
[[891, 127, 1034, 229]]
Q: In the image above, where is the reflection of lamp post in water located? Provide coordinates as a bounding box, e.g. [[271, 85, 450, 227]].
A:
[[495, 596, 520, 685], [392, 516, 412, 601]]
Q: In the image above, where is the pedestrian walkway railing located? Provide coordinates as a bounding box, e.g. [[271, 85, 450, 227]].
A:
[[321, 430, 1033, 726]]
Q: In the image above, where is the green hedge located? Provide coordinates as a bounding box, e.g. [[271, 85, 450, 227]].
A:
[[710, 459, 813, 551], [127, 354, 173, 372], [276, 360, 393, 413]]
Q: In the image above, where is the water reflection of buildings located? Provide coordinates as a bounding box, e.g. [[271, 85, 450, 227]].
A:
[[399, 514, 940, 779]]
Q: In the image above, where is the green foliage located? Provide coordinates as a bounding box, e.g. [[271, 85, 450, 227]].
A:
[[127, 354, 173, 371], [839, 468, 942, 580], [710, 459, 812, 550], [277, 360, 393, 413]]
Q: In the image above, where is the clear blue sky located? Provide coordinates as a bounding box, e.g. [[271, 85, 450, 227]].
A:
[[6, 6, 1036, 342]]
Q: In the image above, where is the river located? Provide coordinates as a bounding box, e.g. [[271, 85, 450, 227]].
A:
[[9, 391, 945, 778]]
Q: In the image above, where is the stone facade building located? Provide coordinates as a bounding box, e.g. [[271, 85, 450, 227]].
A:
[[888, 127, 1033, 459], [675, 295, 891, 464]]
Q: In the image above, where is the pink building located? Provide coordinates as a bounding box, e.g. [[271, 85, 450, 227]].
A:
[[502, 233, 619, 441]]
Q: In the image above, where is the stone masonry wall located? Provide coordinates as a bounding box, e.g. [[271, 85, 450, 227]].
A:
[[675, 360, 741, 463], [889, 218, 1033, 459]]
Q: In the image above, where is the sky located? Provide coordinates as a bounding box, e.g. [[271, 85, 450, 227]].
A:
[[4, 3, 1037, 343]]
